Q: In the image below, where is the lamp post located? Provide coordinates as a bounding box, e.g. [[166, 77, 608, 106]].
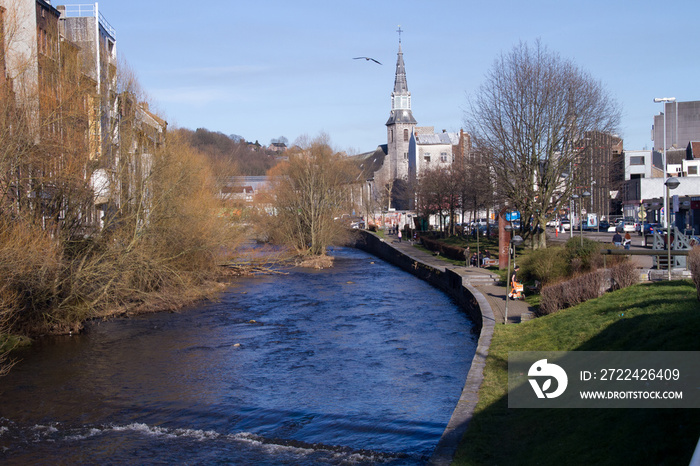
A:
[[571, 194, 579, 239], [580, 191, 591, 246], [665, 177, 680, 280], [654, 97, 676, 228], [504, 223, 523, 324]]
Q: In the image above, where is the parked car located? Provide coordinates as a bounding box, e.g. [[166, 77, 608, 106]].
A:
[[622, 221, 636, 232], [599, 220, 610, 230], [608, 219, 625, 232], [640, 223, 661, 235], [560, 218, 571, 231]]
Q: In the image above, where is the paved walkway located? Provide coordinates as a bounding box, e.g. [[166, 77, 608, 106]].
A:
[[386, 238, 535, 324]]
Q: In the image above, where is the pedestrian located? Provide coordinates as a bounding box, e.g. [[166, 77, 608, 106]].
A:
[[398, 228, 402, 242], [612, 231, 622, 246], [624, 231, 632, 250], [464, 246, 470, 267], [509, 265, 523, 299]]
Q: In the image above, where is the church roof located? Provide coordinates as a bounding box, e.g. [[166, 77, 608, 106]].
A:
[[415, 132, 459, 145], [386, 109, 417, 125], [349, 145, 388, 180], [393, 44, 409, 94]]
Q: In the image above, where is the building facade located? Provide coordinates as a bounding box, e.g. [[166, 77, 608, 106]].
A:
[[652, 100, 700, 151], [1, 0, 165, 233]]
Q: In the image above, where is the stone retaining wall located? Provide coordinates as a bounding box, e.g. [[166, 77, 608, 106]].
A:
[[352, 230, 484, 330]]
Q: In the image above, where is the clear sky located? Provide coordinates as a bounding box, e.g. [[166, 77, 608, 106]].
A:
[[82, 0, 698, 154]]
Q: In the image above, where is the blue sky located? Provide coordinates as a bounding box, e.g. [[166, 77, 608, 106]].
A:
[[83, 0, 698, 154]]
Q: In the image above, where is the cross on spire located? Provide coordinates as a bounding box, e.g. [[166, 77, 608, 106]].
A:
[[396, 25, 403, 43]]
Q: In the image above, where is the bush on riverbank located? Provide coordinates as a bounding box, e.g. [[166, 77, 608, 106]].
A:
[[0, 133, 237, 341]]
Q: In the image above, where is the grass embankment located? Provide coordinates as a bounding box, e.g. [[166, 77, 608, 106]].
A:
[[454, 280, 700, 466]]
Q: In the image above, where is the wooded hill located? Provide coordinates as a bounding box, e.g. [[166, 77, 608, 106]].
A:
[[176, 128, 281, 176]]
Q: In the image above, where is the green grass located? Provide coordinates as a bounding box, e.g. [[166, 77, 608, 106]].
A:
[[454, 280, 700, 466]]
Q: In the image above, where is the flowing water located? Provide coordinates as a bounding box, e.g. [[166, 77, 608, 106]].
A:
[[0, 247, 476, 465]]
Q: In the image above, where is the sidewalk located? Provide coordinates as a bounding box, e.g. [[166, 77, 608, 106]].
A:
[[386, 237, 535, 324]]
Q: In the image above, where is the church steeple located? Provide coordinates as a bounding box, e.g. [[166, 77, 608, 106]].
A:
[[392, 43, 409, 96], [385, 27, 416, 182], [386, 29, 416, 126]]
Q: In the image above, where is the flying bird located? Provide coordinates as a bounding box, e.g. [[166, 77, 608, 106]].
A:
[[353, 57, 382, 65]]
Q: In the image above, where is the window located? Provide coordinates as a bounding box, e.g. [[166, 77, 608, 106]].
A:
[[424, 156, 431, 163], [688, 166, 698, 175], [629, 156, 645, 165], [389, 129, 393, 142], [440, 152, 448, 163], [403, 129, 409, 141]]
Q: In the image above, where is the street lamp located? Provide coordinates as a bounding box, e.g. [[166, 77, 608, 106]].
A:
[[580, 191, 591, 246], [570, 194, 579, 239], [665, 177, 680, 280], [654, 97, 676, 228], [504, 223, 523, 325]]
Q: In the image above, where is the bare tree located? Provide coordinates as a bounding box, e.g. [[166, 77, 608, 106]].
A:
[[267, 134, 358, 257], [465, 40, 620, 248]]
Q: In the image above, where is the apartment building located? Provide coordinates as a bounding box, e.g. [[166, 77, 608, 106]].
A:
[[0, 1, 166, 233]]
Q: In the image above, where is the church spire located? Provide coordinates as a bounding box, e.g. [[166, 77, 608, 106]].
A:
[[386, 28, 416, 125], [393, 42, 409, 95]]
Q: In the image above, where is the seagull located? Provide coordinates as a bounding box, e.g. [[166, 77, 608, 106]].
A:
[[353, 57, 382, 65]]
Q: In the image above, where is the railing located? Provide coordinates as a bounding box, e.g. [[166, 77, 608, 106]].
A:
[[600, 248, 689, 271], [61, 4, 116, 40]]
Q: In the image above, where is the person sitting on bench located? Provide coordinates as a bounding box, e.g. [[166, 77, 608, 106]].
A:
[[509, 265, 524, 300]]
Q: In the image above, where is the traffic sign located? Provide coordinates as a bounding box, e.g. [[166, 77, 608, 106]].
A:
[[506, 211, 521, 222]]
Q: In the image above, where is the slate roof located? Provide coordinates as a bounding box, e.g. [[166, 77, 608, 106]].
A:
[[386, 109, 417, 125], [349, 145, 388, 181], [415, 132, 459, 145]]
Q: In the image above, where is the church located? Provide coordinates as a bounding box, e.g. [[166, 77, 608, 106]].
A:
[[354, 36, 470, 212]]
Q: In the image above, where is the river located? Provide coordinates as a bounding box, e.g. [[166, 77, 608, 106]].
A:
[[0, 247, 477, 465]]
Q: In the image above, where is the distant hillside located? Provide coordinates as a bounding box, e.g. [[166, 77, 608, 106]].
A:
[[175, 128, 280, 176]]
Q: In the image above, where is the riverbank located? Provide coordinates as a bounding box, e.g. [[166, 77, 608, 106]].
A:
[[453, 280, 700, 465], [353, 230, 700, 465]]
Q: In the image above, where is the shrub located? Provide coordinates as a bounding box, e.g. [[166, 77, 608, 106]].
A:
[[522, 246, 569, 285], [689, 246, 700, 301], [609, 260, 638, 291], [420, 236, 465, 262], [0, 219, 61, 333], [539, 281, 565, 315], [538, 269, 604, 316], [565, 237, 604, 274]]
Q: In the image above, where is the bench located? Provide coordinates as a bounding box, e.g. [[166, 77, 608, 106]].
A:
[[527, 280, 542, 293]]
